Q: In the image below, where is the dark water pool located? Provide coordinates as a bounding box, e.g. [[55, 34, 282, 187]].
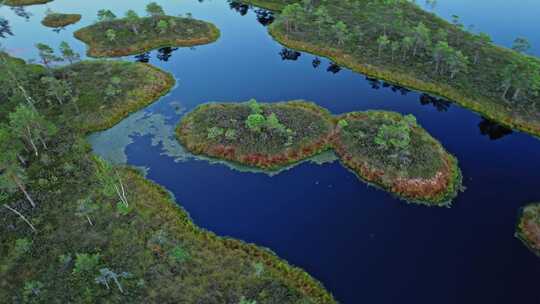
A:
[[2, 0, 540, 303]]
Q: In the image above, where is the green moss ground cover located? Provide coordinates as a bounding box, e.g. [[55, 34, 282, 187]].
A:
[[177, 100, 462, 205], [334, 111, 461, 206], [41, 13, 82, 28], [74, 15, 220, 57], [0, 53, 335, 303], [265, 0, 540, 137], [2, 0, 52, 6], [516, 203, 540, 257], [177, 100, 335, 170]]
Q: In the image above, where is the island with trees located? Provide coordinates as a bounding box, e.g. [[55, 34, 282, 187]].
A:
[[177, 100, 462, 206], [41, 11, 82, 28], [74, 2, 220, 57], [2, 0, 52, 6], [516, 203, 540, 257], [334, 111, 461, 205], [0, 43, 336, 303], [255, 0, 540, 137]]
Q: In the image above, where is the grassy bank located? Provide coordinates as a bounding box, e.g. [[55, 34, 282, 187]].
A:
[[516, 203, 540, 257], [2, 0, 52, 6], [177, 100, 462, 205], [41, 13, 82, 28], [0, 54, 336, 303], [74, 15, 220, 58], [266, 0, 540, 138]]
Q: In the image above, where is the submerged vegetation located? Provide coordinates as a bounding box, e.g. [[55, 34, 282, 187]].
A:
[[177, 100, 462, 205], [41, 11, 81, 28], [0, 46, 335, 302], [74, 2, 220, 57], [264, 0, 540, 137], [516, 203, 540, 257]]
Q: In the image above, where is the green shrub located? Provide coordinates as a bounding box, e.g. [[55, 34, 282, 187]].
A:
[[207, 126, 225, 139], [338, 119, 349, 128], [169, 245, 189, 263], [246, 114, 266, 132], [374, 120, 411, 151], [225, 128, 237, 140], [73, 253, 100, 275], [266, 113, 286, 132], [22, 281, 44, 301], [248, 99, 262, 114], [116, 202, 132, 216], [14, 238, 32, 256]]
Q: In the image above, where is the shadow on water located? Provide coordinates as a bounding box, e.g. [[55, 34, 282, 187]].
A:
[[0, 17, 13, 38], [478, 117, 514, 140]]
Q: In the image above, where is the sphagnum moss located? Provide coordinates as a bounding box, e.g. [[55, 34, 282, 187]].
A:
[[177, 100, 463, 205], [74, 15, 220, 58]]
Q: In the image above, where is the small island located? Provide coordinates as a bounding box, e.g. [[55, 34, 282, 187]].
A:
[[334, 111, 461, 205], [74, 3, 220, 57], [263, 0, 540, 137], [516, 203, 540, 257], [177, 100, 462, 205], [177, 100, 335, 170], [41, 12, 82, 28], [2, 0, 52, 6]]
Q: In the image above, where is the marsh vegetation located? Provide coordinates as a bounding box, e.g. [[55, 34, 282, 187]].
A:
[[74, 2, 220, 57]]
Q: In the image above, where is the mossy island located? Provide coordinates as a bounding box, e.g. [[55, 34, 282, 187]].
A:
[[516, 203, 540, 257], [41, 12, 82, 28], [74, 3, 220, 58], [177, 100, 335, 170], [265, 0, 540, 137], [334, 111, 461, 205], [1, 49, 336, 303], [177, 100, 462, 206], [2, 0, 52, 6]]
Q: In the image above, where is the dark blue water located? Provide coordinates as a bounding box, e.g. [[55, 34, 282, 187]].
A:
[[2, 1, 540, 303]]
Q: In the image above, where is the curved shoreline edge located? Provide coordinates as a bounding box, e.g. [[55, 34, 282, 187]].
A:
[[516, 203, 540, 257], [74, 18, 221, 58], [176, 101, 463, 206], [78, 66, 337, 302], [268, 28, 540, 139]]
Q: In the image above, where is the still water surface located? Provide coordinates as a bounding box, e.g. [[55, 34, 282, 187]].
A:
[[2, 0, 540, 303]]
